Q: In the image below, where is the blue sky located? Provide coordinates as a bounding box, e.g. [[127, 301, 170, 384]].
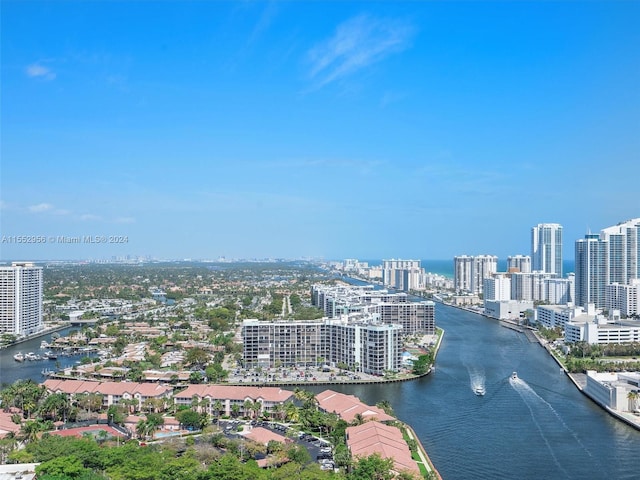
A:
[[1, 1, 639, 262]]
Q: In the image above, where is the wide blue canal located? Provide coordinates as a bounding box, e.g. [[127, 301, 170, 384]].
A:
[[310, 303, 640, 479]]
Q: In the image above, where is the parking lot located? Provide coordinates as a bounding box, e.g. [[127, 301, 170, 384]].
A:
[[225, 364, 379, 385], [218, 419, 335, 470]]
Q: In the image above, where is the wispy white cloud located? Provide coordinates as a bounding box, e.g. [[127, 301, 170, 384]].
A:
[[28, 203, 54, 213], [79, 214, 101, 221], [307, 14, 415, 88], [26, 63, 56, 80], [114, 216, 136, 224]]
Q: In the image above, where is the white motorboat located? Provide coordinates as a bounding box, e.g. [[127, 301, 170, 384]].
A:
[[14, 352, 25, 362], [474, 385, 486, 396], [511, 371, 518, 380]]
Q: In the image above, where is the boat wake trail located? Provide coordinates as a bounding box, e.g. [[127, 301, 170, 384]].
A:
[[468, 366, 485, 394], [510, 376, 598, 476]]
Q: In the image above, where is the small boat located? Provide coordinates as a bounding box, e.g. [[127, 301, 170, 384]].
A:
[[25, 352, 39, 361], [14, 352, 25, 362], [40, 340, 50, 349], [511, 372, 518, 380], [474, 386, 486, 396]]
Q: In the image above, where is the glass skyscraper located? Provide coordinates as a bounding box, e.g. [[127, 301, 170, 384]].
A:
[[532, 223, 563, 277]]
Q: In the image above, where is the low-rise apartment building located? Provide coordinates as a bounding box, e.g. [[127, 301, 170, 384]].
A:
[[174, 385, 293, 418]]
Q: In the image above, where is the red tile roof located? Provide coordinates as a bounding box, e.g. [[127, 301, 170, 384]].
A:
[[43, 379, 172, 398], [175, 385, 293, 403], [243, 426, 290, 446], [316, 389, 395, 423], [0, 411, 21, 438], [346, 421, 420, 476]]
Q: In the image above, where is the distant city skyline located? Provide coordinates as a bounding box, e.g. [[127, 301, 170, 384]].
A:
[[2, 2, 638, 261]]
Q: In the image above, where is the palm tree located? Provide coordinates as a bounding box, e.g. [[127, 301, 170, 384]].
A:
[[243, 399, 253, 419], [200, 397, 211, 416], [284, 401, 299, 423], [351, 413, 365, 426], [272, 402, 284, 421], [212, 399, 223, 420], [627, 391, 638, 412], [19, 420, 42, 444], [231, 403, 241, 418], [39, 393, 69, 421], [251, 400, 262, 419], [376, 400, 395, 417], [136, 419, 149, 440]]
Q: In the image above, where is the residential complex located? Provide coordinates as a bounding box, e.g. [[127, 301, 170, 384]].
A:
[[381, 259, 423, 291], [0, 262, 43, 335], [453, 255, 498, 294], [532, 223, 563, 276], [311, 284, 435, 335], [575, 234, 609, 308], [575, 218, 640, 309], [242, 284, 435, 375], [606, 279, 639, 318], [43, 379, 294, 419], [316, 390, 421, 477], [507, 255, 531, 273], [241, 317, 403, 375], [174, 384, 293, 418]]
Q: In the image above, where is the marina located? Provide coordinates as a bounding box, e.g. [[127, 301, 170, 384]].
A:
[[0, 326, 98, 385]]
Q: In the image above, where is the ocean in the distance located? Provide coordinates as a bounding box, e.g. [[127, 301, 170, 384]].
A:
[[361, 259, 576, 279]]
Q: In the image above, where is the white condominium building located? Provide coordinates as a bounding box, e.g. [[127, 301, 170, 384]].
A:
[[311, 285, 435, 336], [472, 255, 498, 295], [575, 219, 640, 309], [241, 317, 403, 375], [453, 255, 497, 295], [0, 262, 43, 335], [575, 234, 609, 308], [606, 279, 639, 318], [509, 271, 571, 304], [381, 259, 423, 291], [532, 223, 563, 276], [600, 218, 640, 285], [483, 274, 511, 301], [453, 256, 473, 293], [545, 275, 575, 305], [507, 255, 532, 273]]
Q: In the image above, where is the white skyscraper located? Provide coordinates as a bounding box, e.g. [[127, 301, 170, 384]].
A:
[[532, 223, 563, 276], [454, 256, 473, 293], [575, 234, 609, 308], [0, 262, 43, 335], [484, 274, 511, 301], [600, 218, 640, 285], [454, 255, 497, 295], [507, 255, 532, 273], [472, 255, 498, 294], [575, 218, 640, 311], [382, 259, 423, 291]]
